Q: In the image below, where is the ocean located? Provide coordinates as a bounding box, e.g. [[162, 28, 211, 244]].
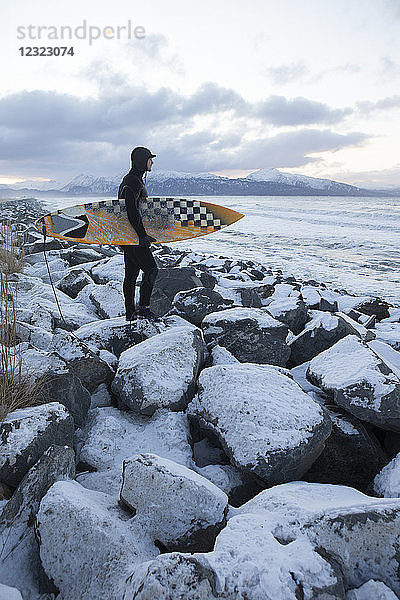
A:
[[43, 194, 400, 306]]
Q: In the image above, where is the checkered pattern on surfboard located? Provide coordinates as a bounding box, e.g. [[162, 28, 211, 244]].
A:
[[72, 197, 222, 230]]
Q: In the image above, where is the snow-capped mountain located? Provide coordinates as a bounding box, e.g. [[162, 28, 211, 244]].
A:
[[246, 168, 358, 193], [0, 169, 392, 198]]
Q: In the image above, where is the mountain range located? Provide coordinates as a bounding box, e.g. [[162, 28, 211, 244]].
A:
[[0, 168, 397, 197]]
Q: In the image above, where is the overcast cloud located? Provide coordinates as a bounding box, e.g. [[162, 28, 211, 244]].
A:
[[0, 82, 367, 179]]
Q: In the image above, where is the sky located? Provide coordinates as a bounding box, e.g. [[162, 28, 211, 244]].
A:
[[1, 0, 400, 187]]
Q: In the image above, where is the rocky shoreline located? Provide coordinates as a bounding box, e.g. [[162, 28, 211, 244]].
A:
[[1, 199, 400, 599]]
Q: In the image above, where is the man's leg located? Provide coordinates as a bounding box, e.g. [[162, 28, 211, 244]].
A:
[[123, 248, 140, 318], [128, 246, 158, 310]]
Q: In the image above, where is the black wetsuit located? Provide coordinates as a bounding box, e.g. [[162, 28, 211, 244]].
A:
[[118, 147, 158, 316]]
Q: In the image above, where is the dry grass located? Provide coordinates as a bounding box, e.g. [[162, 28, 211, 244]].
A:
[[0, 225, 45, 421], [0, 221, 25, 274]]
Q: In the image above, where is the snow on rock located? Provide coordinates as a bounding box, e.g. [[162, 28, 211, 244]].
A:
[[74, 316, 164, 357], [50, 329, 114, 392], [112, 326, 206, 415], [0, 403, 74, 487], [90, 253, 124, 284], [0, 445, 75, 600], [265, 296, 308, 335], [237, 481, 400, 595], [211, 344, 239, 365], [289, 311, 374, 367], [346, 580, 398, 599], [16, 345, 91, 426], [15, 321, 53, 350], [374, 453, 400, 498], [13, 273, 97, 330], [129, 511, 343, 600], [202, 307, 290, 366], [76, 407, 193, 496], [88, 281, 125, 319], [90, 383, 112, 409], [0, 584, 23, 600], [187, 364, 331, 485], [301, 284, 322, 307], [307, 335, 400, 432], [120, 453, 228, 552], [36, 480, 158, 600], [172, 287, 234, 326], [375, 322, 400, 351], [58, 267, 94, 299]]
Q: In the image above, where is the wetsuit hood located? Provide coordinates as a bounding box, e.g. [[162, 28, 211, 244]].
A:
[[130, 146, 156, 177]]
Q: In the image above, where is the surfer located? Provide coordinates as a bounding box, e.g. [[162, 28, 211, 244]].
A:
[[118, 146, 159, 320]]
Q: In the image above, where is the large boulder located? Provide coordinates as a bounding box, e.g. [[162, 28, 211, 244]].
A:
[[172, 287, 234, 325], [58, 268, 93, 298], [112, 326, 206, 415], [51, 330, 114, 392], [307, 336, 400, 432], [74, 316, 163, 357], [188, 364, 331, 485], [128, 511, 344, 599], [266, 296, 308, 335], [346, 580, 398, 599], [303, 407, 387, 493], [88, 281, 125, 319], [289, 312, 375, 367], [237, 481, 400, 596], [0, 403, 74, 488], [202, 307, 290, 366], [151, 266, 203, 315], [120, 453, 228, 552], [76, 407, 193, 496], [0, 446, 75, 599], [17, 346, 91, 426], [36, 480, 158, 600]]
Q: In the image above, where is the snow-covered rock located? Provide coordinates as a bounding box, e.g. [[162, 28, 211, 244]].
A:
[[346, 580, 398, 599], [76, 407, 193, 496], [120, 453, 228, 551], [0, 446, 75, 599], [0, 584, 23, 600], [129, 511, 343, 599], [307, 335, 400, 432], [152, 266, 203, 315], [188, 364, 331, 485], [17, 345, 91, 426], [90, 253, 124, 284], [237, 481, 400, 595], [211, 344, 239, 365], [50, 329, 114, 392], [375, 322, 400, 351], [172, 287, 234, 325], [202, 307, 290, 366], [289, 311, 374, 367], [37, 480, 158, 600], [58, 267, 93, 298], [265, 296, 308, 335], [74, 316, 163, 357], [89, 281, 125, 319], [0, 403, 74, 487], [112, 326, 205, 415], [374, 453, 400, 498], [304, 408, 387, 493]]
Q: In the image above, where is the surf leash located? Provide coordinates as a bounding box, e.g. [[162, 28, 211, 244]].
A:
[[38, 219, 115, 367]]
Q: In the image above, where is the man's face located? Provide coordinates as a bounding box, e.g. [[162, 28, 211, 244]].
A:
[[147, 157, 154, 171]]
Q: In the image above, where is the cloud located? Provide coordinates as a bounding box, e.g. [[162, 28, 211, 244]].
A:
[[266, 62, 309, 84], [356, 94, 400, 113], [0, 83, 367, 179], [253, 95, 353, 126]]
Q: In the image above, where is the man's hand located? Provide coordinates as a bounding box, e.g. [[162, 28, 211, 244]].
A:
[[139, 234, 157, 248]]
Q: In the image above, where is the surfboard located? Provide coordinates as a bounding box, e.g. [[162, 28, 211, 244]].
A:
[[35, 197, 244, 245]]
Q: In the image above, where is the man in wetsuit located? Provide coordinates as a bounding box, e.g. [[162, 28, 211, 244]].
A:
[[118, 146, 158, 320]]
